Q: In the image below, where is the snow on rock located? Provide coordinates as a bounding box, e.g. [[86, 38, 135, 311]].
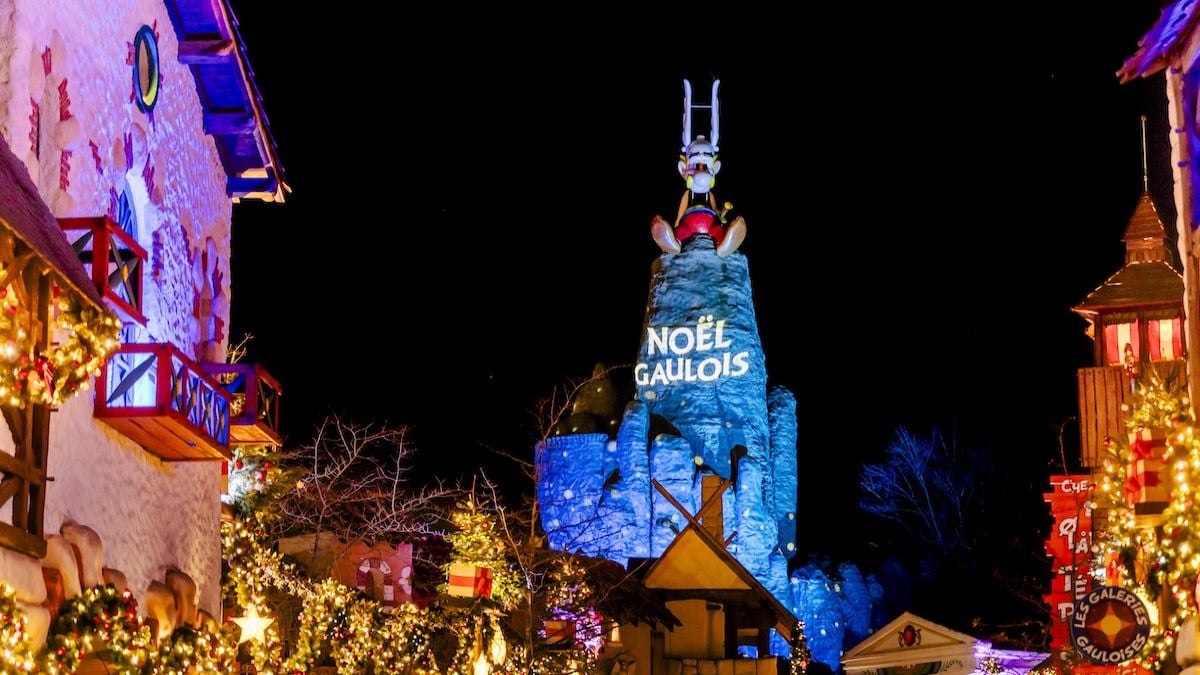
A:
[[790, 564, 846, 670], [789, 560, 878, 670]]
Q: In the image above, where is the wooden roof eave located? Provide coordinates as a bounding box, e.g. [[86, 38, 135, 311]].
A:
[[1071, 299, 1182, 316], [1072, 263, 1184, 313], [0, 135, 107, 315], [0, 219, 105, 316], [643, 524, 795, 641]]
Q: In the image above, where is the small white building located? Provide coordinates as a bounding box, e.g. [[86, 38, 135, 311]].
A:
[[843, 613, 1046, 675], [0, 0, 282, 650]]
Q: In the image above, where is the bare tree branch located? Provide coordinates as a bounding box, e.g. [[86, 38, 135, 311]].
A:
[[270, 415, 460, 574], [859, 427, 979, 553]]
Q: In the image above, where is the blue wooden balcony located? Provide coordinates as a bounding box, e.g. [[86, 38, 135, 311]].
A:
[[95, 343, 231, 460]]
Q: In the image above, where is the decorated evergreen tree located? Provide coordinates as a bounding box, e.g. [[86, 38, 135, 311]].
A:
[[444, 494, 523, 608], [791, 619, 813, 675], [1093, 367, 1198, 670], [535, 555, 603, 674], [439, 493, 525, 673]]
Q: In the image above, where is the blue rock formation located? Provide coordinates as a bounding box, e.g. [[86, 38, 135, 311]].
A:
[[769, 387, 798, 559], [614, 401, 651, 561], [838, 561, 873, 646], [538, 234, 799, 635], [790, 564, 847, 670], [785, 560, 878, 669], [634, 237, 782, 585], [537, 433, 622, 556]]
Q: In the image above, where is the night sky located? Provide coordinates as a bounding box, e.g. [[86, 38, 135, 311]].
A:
[[225, 6, 1171, 559]]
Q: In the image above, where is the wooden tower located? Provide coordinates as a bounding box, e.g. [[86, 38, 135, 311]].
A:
[[1073, 192, 1185, 467]]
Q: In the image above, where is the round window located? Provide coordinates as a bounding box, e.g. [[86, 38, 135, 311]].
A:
[[132, 25, 159, 113]]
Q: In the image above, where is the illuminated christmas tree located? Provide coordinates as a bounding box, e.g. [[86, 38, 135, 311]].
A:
[[1092, 368, 1198, 670], [791, 619, 813, 675]]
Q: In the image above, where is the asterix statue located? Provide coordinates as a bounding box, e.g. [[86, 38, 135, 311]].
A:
[[651, 79, 747, 257]]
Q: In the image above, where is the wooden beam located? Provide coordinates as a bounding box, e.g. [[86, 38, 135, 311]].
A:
[[27, 275, 50, 539], [652, 588, 762, 604], [756, 610, 771, 654], [203, 111, 255, 135], [177, 39, 235, 64], [0, 475, 19, 507], [0, 521, 45, 558], [652, 479, 704, 531], [227, 174, 277, 197], [724, 597, 738, 659], [10, 402, 31, 530], [0, 407, 23, 459], [0, 450, 43, 486]]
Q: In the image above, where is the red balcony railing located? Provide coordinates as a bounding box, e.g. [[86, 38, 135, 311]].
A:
[[201, 362, 282, 446], [59, 215, 147, 325], [95, 343, 231, 461]]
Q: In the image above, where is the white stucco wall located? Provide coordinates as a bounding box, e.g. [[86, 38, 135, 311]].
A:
[[0, 0, 237, 615]]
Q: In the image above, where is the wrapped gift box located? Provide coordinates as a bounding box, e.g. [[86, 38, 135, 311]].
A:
[[447, 564, 493, 599], [544, 619, 576, 645], [1129, 428, 1168, 461], [1126, 458, 1170, 505]]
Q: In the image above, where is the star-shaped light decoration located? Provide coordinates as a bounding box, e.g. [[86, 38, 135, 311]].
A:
[[232, 605, 274, 644]]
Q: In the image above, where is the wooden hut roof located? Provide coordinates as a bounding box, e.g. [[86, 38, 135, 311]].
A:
[[1074, 193, 1183, 314]]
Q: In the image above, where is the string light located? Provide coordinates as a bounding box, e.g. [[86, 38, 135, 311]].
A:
[[231, 605, 273, 644], [0, 451, 604, 672]]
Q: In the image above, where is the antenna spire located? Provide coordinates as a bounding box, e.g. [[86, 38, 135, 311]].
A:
[[1141, 115, 1149, 192]]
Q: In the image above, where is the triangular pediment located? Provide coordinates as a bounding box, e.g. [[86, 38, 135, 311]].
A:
[[843, 612, 977, 672], [643, 527, 751, 590]]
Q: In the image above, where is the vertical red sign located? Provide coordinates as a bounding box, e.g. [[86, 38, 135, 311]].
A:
[[1044, 474, 1095, 651]]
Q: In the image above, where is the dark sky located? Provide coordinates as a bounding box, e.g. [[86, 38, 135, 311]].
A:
[[226, 5, 1171, 553]]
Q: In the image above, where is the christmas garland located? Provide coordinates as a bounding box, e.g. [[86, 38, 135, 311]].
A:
[[223, 511, 448, 673], [0, 581, 36, 672], [0, 583, 234, 674], [0, 276, 120, 408]]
